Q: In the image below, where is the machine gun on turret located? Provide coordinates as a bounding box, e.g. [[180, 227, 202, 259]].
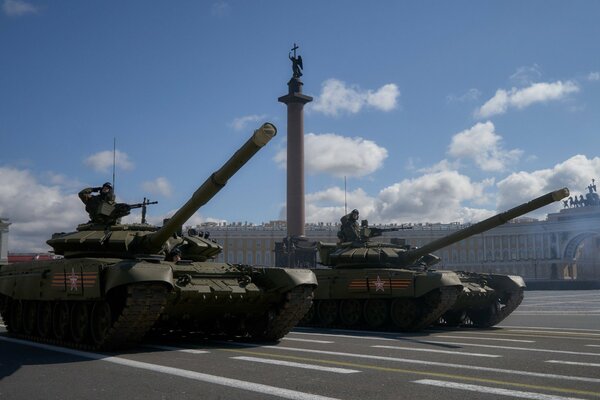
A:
[[92, 198, 158, 225], [359, 220, 412, 240]]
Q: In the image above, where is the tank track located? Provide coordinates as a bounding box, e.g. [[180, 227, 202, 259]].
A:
[[0, 283, 167, 351], [468, 288, 525, 327], [300, 286, 460, 332], [249, 284, 314, 341], [406, 286, 460, 331]]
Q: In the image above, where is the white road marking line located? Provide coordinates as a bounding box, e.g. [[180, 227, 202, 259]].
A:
[[371, 345, 501, 358], [291, 330, 394, 341], [587, 345, 600, 348], [232, 356, 360, 374], [546, 360, 600, 367], [392, 339, 600, 357], [499, 325, 600, 333], [503, 329, 600, 337], [434, 335, 535, 343], [512, 312, 600, 315], [0, 336, 342, 400], [258, 345, 600, 384], [283, 337, 335, 344], [143, 345, 209, 354], [414, 379, 585, 400]]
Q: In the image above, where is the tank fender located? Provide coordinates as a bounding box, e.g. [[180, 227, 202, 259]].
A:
[[485, 274, 526, 291], [253, 267, 317, 293], [414, 270, 462, 297], [104, 260, 174, 293]]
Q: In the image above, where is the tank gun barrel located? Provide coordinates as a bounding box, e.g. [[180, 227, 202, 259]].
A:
[[401, 187, 569, 264], [145, 123, 277, 252]]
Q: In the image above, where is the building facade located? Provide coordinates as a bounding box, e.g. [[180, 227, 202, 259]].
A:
[[200, 203, 600, 281]]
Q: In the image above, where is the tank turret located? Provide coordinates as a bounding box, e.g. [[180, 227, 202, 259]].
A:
[[47, 123, 277, 259], [321, 188, 569, 268]]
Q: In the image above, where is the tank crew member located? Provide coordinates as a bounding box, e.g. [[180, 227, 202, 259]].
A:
[[338, 209, 361, 242], [166, 247, 182, 263], [78, 182, 116, 224]]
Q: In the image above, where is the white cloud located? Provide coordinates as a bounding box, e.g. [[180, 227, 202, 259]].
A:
[[274, 132, 388, 178], [230, 114, 267, 131], [2, 0, 38, 16], [375, 171, 494, 223], [211, 1, 231, 17], [446, 88, 481, 103], [366, 83, 400, 111], [0, 167, 86, 252], [448, 121, 523, 172], [476, 81, 580, 118], [496, 155, 600, 214], [588, 72, 600, 81], [84, 150, 134, 173], [305, 187, 377, 223], [141, 177, 173, 198], [509, 65, 542, 86], [311, 79, 400, 116], [298, 170, 496, 226]]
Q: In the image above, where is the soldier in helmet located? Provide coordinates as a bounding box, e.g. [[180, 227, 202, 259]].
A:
[[78, 182, 116, 224], [338, 209, 361, 242]]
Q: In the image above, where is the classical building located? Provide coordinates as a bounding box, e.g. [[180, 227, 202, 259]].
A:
[[0, 218, 10, 265], [199, 191, 600, 281]]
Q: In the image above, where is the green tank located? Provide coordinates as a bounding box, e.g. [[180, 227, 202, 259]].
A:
[[0, 123, 317, 350], [300, 188, 569, 331]]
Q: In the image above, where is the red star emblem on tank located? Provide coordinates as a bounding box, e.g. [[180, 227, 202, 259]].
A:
[[69, 268, 79, 291], [374, 275, 385, 292]]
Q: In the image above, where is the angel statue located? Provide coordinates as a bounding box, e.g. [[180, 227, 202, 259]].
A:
[[289, 43, 303, 78]]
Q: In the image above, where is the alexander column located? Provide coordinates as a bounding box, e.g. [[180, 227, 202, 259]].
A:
[[278, 44, 312, 238]]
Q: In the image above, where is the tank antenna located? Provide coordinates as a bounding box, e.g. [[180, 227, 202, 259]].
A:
[[344, 176, 347, 215], [112, 137, 116, 190]]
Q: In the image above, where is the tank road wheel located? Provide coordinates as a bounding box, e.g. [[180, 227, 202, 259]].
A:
[[9, 300, 23, 333], [52, 302, 70, 340], [390, 298, 419, 330], [70, 302, 90, 344], [468, 301, 501, 328], [317, 300, 338, 326], [90, 301, 112, 347], [363, 299, 388, 329], [339, 299, 362, 326], [299, 303, 315, 325], [442, 310, 467, 327], [22, 301, 38, 335], [37, 302, 53, 338]]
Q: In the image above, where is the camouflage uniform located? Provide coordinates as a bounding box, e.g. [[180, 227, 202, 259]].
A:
[[338, 209, 361, 242], [78, 183, 116, 224]]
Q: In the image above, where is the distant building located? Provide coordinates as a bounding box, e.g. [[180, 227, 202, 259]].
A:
[[0, 218, 9, 265], [200, 200, 600, 281]]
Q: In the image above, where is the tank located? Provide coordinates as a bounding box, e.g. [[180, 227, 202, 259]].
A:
[[0, 123, 317, 350], [299, 188, 569, 331]]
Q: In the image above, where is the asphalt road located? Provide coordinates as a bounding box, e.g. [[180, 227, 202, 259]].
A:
[[1, 290, 600, 400]]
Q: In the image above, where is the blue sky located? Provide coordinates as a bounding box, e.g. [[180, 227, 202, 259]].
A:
[[1, 0, 599, 252]]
